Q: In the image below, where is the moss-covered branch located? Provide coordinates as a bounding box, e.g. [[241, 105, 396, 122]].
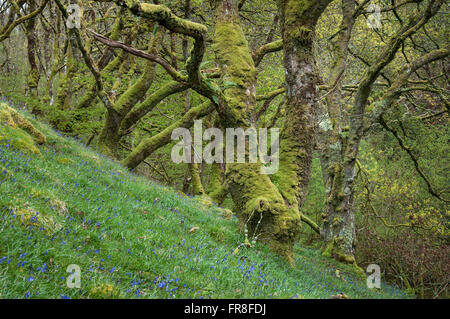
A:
[[0, 0, 50, 42], [119, 81, 189, 135], [252, 39, 283, 67], [87, 28, 187, 83], [121, 100, 214, 169]]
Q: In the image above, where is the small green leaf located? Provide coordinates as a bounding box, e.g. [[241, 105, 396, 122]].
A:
[[152, 25, 159, 36], [222, 80, 238, 89]]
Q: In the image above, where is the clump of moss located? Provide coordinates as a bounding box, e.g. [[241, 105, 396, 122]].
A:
[[80, 151, 102, 165], [217, 208, 234, 220], [0, 125, 41, 155], [89, 284, 120, 299], [30, 189, 68, 216], [0, 103, 46, 144], [224, 162, 303, 266], [13, 207, 61, 235], [0, 106, 16, 127], [57, 158, 74, 165], [322, 239, 354, 263], [194, 195, 214, 208], [322, 239, 365, 279], [0, 103, 47, 155]]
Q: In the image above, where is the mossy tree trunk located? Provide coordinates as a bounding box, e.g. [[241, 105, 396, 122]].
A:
[[189, 162, 205, 196], [318, 0, 357, 264], [24, 1, 40, 100], [44, 8, 64, 105], [209, 0, 331, 264], [207, 162, 228, 205], [275, 0, 331, 214], [54, 39, 76, 110]]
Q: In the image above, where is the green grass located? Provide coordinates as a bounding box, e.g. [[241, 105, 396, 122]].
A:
[[0, 101, 411, 299]]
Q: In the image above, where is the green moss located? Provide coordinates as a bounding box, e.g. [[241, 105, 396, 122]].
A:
[[321, 238, 364, 278], [211, 21, 256, 127], [0, 125, 41, 155], [13, 207, 61, 235], [194, 195, 213, 208], [190, 163, 206, 196], [272, 118, 313, 211], [54, 42, 76, 110], [284, 0, 314, 42], [217, 208, 234, 220], [57, 158, 74, 165], [322, 239, 353, 262], [332, 216, 342, 226], [0, 102, 46, 144], [138, 3, 207, 34], [0, 106, 16, 127], [0, 103, 48, 155], [226, 162, 301, 265], [88, 283, 121, 299], [207, 163, 222, 191]]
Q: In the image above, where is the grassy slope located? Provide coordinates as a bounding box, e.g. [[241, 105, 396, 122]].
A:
[[0, 102, 410, 299]]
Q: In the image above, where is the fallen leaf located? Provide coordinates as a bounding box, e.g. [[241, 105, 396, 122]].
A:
[[189, 226, 199, 233]]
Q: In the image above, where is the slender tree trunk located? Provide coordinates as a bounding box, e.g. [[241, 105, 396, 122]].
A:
[[54, 39, 76, 110], [25, 1, 40, 100], [318, 0, 358, 264]]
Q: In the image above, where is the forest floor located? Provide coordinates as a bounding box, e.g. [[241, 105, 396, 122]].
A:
[[0, 100, 411, 299]]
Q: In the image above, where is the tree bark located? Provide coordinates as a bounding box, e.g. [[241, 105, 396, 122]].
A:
[[273, 0, 331, 234], [25, 1, 40, 100]]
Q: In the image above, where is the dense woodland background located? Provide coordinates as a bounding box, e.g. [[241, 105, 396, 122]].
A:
[[0, 0, 448, 298]]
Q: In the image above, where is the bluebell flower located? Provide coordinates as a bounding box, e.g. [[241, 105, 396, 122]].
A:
[[157, 282, 166, 288]]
